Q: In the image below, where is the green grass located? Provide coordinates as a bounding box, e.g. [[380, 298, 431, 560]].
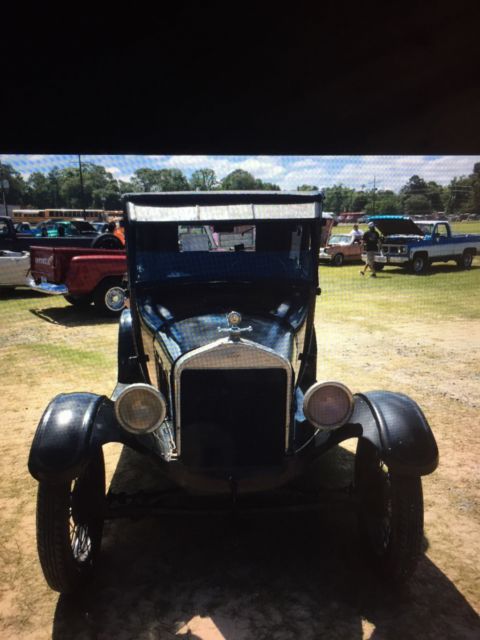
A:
[[326, 221, 480, 328], [318, 258, 480, 327]]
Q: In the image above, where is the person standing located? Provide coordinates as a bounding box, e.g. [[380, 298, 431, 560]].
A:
[[113, 219, 126, 246], [360, 221, 381, 277], [349, 223, 363, 243]]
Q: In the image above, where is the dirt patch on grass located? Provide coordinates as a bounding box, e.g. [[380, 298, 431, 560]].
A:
[[0, 296, 479, 639]]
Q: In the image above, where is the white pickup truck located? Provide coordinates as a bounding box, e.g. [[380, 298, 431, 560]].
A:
[[369, 216, 480, 274]]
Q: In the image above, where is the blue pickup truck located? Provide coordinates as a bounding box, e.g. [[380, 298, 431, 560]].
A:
[[369, 216, 480, 274]]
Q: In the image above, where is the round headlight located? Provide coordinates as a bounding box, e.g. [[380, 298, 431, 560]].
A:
[[303, 381, 354, 429], [114, 384, 167, 434]]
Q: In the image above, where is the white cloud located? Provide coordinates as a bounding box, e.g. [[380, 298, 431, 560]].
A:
[[106, 166, 121, 175], [330, 156, 480, 191]]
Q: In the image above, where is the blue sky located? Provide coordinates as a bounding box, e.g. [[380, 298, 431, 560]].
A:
[[2, 155, 479, 192]]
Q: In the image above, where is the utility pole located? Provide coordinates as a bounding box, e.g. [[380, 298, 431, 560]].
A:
[[78, 154, 86, 219], [372, 175, 377, 215]]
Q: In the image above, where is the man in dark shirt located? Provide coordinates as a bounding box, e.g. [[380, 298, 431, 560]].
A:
[[360, 221, 381, 277]]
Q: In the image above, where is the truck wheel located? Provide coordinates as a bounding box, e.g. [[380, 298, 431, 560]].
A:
[[411, 253, 428, 274], [332, 253, 344, 266], [64, 294, 92, 308], [36, 449, 105, 593], [456, 251, 474, 269], [355, 439, 423, 583], [93, 278, 126, 316], [91, 233, 123, 250]]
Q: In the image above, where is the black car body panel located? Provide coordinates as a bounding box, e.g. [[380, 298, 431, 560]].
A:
[[352, 391, 439, 475], [28, 393, 105, 484]]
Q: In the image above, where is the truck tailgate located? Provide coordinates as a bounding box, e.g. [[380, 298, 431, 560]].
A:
[[30, 246, 123, 284]]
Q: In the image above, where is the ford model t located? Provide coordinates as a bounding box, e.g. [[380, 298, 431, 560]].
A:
[[28, 191, 438, 592]]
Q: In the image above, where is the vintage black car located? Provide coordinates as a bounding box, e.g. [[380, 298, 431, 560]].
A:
[[28, 191, 439, 593]]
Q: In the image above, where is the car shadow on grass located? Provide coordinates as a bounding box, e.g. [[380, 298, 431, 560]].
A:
[[0, 287, 46, 299], [29, 306, 119, 327], [51, 446, 480, 640], [382, 264, 480, 277]]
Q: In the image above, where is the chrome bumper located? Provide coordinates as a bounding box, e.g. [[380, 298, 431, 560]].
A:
[[361, 253, 388, 263], [27, 276, 68, 296]]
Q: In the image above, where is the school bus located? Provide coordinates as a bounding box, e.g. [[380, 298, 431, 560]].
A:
[[12, 209, 122, 224]]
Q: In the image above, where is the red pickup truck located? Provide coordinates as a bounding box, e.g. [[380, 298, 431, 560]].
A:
[[28, 246, 127, 316]]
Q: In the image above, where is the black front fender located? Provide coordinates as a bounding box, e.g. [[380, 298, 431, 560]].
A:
[[28, 393, 105, 484], [351, 391, 439, 476]]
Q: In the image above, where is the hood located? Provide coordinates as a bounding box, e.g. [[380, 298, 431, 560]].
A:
[[369, 216, 425, 236], [155, 313, 294, 363]]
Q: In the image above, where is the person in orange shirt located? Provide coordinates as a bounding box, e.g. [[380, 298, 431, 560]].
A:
[[113, 219, 125, 246]]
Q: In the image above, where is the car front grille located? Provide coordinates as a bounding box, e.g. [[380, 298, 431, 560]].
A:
[[179, 368, 288, 468]]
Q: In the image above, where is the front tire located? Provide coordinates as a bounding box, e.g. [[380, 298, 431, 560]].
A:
[[36, 449, 105, 593], [332, 253, 344, 266], [411, 253, 429, 274], [355, 439, 423, 583]]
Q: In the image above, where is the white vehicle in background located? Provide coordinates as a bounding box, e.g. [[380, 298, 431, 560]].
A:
[[0, 250, 31, 289]]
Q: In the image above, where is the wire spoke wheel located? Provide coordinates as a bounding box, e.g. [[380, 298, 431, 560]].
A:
[[355, 439, 424, 583], [36, 449, 105, 593]]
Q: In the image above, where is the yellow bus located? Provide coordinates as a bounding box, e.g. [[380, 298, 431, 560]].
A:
[[12, 209, 123, 224]]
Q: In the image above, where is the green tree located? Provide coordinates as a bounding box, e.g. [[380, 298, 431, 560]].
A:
[[131, 168, 160, 192], [25, 172, 52, 208], [50, 163, 121, 209], [221, 169, 258, 190], [0, 162, 27, 204], [190, 168, 218, 191], [404, 194, 432, 216], [351, 191, 368, 211], [253, 179, 280, 190], [132, 168, 189, 192], [400, 175, 429, 200], [425, 181, 447, 212], [367, 190, 401, 215], [323, 185, 355, 215], [445, 176, 472, 215], [297, 184, 319, 191]]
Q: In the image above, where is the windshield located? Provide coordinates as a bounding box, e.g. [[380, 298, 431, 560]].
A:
[[328, 235, 352, 245], [134, 221, 315, 284], [416, 223, 433, 235]]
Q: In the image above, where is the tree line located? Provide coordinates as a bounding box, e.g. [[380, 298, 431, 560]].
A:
[[1, 161, 479, 216]]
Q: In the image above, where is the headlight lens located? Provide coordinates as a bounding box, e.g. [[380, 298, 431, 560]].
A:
[[303, 381, 354, 429], [115, 384, 167, 434]]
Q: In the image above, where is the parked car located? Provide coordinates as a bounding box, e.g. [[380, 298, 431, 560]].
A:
[[369, 216, 480, 273], [319, 233, 363, 266], [14, 221, 36, 234], [28, 245, 127, 315], [0, 249, 30, 288], [28, 191, 439, 593], [92, 222, 110, 233], [33, 219, 98, 238], [0, 216, 123, 252]]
